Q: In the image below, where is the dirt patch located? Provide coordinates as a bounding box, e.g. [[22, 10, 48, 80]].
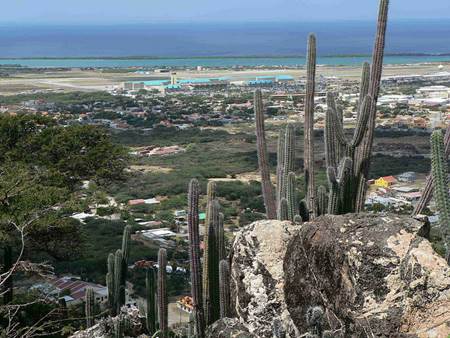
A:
[[129, 165, 173, 174]]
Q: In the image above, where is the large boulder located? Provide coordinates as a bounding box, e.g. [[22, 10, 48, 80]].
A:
[[283, 213, 450, 337], [230, 220, 301, 337]]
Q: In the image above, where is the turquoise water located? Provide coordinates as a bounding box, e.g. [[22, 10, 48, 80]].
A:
[[1, 55, 450, 68]]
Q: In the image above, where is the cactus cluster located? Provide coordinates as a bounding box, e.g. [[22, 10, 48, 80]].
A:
[[187, 179, 230, 337], [106, 225, 131, 316], [430, 130, 450, 262], [255, 0, 389, 218]]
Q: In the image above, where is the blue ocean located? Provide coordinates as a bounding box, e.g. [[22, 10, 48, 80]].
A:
[[0, 20, 449, 67]]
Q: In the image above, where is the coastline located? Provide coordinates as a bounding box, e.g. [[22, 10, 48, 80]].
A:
[[1, 55, 450, 68]]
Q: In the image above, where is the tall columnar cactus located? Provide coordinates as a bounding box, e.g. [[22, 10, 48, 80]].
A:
[[121, 225, 131, 265], [113, 249, 125, 314], [187, 179, 205, 338], [203, 199, 221, 325], [299, 200, 309, 223], [354, 0, 390, 190], [325, 91, 372, 214], [106, 253, 115, 312], [276, 124, 301, 220], [146, 267, 157, 335], [85, 287, 95, 328], [3, 246, 13, 304], [113, 317, 124, 338], [276, 129, 286, 206], [316, 186, 328, 217], [413, 126, 450, 216], [286, 172, 298, 221], [304, 33, 317, 217], [219, 260, 231, 319], [279, 198, 289, 221], [218, 213, 226, 262], [430, 130, 450, 261], [157, 248, 168, 337], [254, 89, 277, 219]]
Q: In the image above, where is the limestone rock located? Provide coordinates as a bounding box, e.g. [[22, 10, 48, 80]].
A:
[[206, 318, 257, 337], [283, 213, 450, 337], [230, 219, 301, 337]]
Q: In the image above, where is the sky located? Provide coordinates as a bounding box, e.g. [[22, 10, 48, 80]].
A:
[[2, 0, 450, 25]]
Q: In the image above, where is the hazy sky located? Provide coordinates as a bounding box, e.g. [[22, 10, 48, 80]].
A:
[[2, 0, 450, 24]]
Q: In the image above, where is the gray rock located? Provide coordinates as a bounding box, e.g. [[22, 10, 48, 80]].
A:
[[283, 213, 450, 337]]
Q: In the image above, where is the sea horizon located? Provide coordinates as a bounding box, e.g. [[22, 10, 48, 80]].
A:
[[1, 20, 449, 67]]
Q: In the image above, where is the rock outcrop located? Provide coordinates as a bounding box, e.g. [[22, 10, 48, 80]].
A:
[[230, 219, 301, 337], [230, 214, 450, 337]]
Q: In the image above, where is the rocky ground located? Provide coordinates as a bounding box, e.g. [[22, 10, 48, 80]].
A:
[[72, 213, 450, 338]]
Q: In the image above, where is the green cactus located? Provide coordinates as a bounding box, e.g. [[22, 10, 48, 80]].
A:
[[85, 287, 95, 328], [354, 0, 390, 194], [254, 89, 277, 219], [113, 249, 124, 312], [218, 213, 226, 262], [286, 172, 298, 221], [113, 317, 124, 338], [413, 126, 449, 216], [146, 267, 157, 335], [121, 225, 131, 265], [219, 260, 231, 319], [316, 186, 328, 217], [299, 199, 310, 222], [431, 130, 450, 262], [187, 179, 205, 338], [157, 248, 168, 337], [279, 198, 289, 221], [304, 33, 317, 217], [203, 199, 220, 325]]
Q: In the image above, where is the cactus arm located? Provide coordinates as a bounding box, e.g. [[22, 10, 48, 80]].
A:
[[351, 95, 373, 148], [357, 62, 371, 113], [355, 0, 390, 180], [254, 90, 277, 219]]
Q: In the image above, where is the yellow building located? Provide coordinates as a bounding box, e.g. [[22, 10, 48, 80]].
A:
[[374, 176, 397, 188]]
